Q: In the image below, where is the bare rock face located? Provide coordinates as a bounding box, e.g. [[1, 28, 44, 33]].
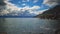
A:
[[35, 5, 60, 19]]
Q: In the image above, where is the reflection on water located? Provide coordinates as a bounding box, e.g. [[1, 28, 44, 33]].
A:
[[0, 18, 60, 34]]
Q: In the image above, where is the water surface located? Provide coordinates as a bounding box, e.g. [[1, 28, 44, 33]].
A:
[[0, 18, 60, 34]]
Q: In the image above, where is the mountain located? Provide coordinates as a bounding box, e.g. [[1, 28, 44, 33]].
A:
[[35, 5, 60, 19]]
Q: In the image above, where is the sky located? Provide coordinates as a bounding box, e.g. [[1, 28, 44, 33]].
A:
[[9, 0, 43, 7], [0, 0, 60, 17]]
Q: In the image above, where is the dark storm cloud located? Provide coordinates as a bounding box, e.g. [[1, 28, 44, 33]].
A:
[[0, 0, 6, 6], [0, 0, 7, 15], [0, 0, 6, 11]]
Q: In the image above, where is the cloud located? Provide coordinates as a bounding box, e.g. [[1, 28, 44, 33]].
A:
[[0, 10, 9, 16], [0, 0, 20, 15], [0, 0, 41, 15], [33, 0, 38, 3], [0, 0, 47, 16], [22, 3, 26, 6], [22, 6, 40, 11], [0, 0, 7, 11], [22, 0, 30, 2], [0, 0, 7, 15], [0, 0, 6, 6], [43, 0, 60, 7], [0, 0, 9, 15], [29, 9, 48, 15]]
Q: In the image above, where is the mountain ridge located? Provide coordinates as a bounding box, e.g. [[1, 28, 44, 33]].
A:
[[35, 5, 60, 19]]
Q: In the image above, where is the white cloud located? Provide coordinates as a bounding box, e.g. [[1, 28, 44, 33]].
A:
[[22, 3, 26, 6], [0, 0, 47, 16], [3, 0, 41, 15], [22, 0, 30, 2], [33, 0, 38, 3], [31, 6, 40, 10], [43, 0, 60, 7], [29, 9, 48, 15], [27, 0, 30, 2]]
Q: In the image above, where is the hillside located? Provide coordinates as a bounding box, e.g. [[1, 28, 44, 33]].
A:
[[35, 5, 60, 19]]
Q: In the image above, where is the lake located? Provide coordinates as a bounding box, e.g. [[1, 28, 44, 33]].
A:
[[0, 18, 60, 34]]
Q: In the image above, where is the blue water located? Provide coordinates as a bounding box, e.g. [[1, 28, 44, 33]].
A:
[[0, 18, 60, 34]]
